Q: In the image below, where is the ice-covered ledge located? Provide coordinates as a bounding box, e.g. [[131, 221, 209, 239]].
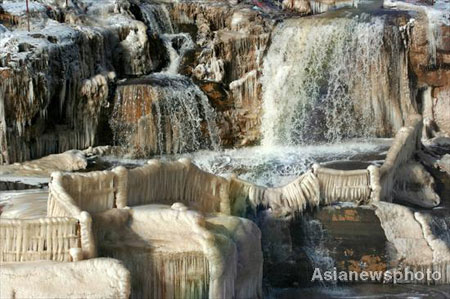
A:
[[230, 114, 439, 216], [1, 258, 131, 299], [47, 158, 263, 299], [0, 112, 439, 298]]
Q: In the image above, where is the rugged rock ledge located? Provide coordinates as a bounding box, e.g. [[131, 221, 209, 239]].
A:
[[1, 0, 449, 163]]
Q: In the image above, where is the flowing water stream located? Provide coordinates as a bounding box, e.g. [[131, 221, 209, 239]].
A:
[[102, 139, 390, 187]]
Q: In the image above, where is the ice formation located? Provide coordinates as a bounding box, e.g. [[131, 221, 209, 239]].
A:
[[0, 189, 48, 219], [374, 201, 450, 284], [414, 212, 450, 283], [111, 74, 220, 156], [376, 114, 425, 201], [0, 0, 162, 164], [309, 0, 359, 14], [374, 201, 435, 276], [1, 258, 131, 298], [422, 87, 450, 139], [0, 216, 80, 262], [0, 150, 88, 177], [312, 165, 370, 205], [0, 114, 443, 297], [125, 159, 230, 213], [261, 15, 415, 145], [230, 166, 369, 218], [393, 162, 440, 208], [229, 114, 440, 216], [384, 0, 450, 66], [47, 158, 263, 298]]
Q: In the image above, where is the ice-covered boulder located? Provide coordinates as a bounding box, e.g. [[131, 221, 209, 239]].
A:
[[0, 258, 131, 299]]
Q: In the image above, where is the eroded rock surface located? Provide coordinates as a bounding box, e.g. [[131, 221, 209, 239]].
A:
[[1, 0, 449, 161]]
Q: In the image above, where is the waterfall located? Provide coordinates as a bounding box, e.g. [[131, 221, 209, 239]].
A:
[[261, 15, 412, 146], [140, 3, 174, 35], [301, 217, 335, 284], [161, 33, 195, 74], [111, 74, 220, 155], [110, 3, 216, 155], [139, 3, 195, 74]]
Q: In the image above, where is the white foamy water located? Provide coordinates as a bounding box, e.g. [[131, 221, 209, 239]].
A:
[[111, 74, 220, 155], [139, 3, 174, 35], [1, 1, 47, 16], [261, 16, 388, 146], [161, 33, 196, 74], [102, 139, 391, 187]]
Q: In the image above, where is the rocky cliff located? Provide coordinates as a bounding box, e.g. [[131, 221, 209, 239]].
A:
[[1, 0, 449, 163]]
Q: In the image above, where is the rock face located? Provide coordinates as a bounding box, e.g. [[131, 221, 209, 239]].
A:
[[1, 0, 449, 162], [408, 9, 450, 88], [389, 0, 450, 137], [167, 1, 275, 146], [260, 205, 389, 287], [111, 74, 220, 156], [0, 0, 278, 162], [262, 201, 450, 288], [282, 0, 311, 14], [423, 86, 450, 138], [0, 0, 170, 164], [432, 87, 450, 137]]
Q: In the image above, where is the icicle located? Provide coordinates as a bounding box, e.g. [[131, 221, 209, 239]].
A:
[[312, 165, 370, 205], [261, 15, 414, 145], [0, 217, 80, 263], [140, 3, 174, 35], [124, 159, 229, 214], [111, 74, 220, 156], [379, 114, 423, 201]]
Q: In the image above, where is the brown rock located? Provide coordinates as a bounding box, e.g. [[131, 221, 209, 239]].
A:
[[282, 0, 312, 14], [409, 17, 450, 86], [197, 80, 232, 111]]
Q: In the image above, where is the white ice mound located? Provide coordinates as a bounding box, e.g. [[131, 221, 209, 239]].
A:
[[0, 150, 88, 177], [0, 258, 131, 299], [48, 158, 264, 299]]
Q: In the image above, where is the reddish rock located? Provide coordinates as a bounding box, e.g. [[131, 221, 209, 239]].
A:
[[282, 0, 311, 14], [197, 80, 233, 111], [409, 16, 450, 87]]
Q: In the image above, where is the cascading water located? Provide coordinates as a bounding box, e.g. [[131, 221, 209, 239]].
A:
[[140, 3, 195, 74], [300, 216, 335, 285], [111, 74, 220, 155], [261, 14, 413, 146], [109, 3, 216, 156], [139, 3, 174, 35], [161, 33, 195, 74]]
